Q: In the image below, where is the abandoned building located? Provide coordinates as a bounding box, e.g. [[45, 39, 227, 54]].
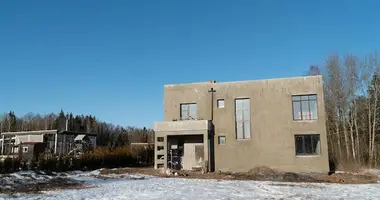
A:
[[0, 129, 97, 162], [154, 75, 329, 173]]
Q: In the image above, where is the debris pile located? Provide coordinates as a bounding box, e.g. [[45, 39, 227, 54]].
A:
[[161, 168, 188, 177]]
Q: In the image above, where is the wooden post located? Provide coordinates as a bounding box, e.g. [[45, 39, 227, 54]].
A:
[[208, 87, 216, 121]]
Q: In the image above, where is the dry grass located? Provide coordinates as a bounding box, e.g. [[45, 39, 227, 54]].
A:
[[247, 166, 278, 175], [99, 166, 379, 184], [314, 172, 378, 184]]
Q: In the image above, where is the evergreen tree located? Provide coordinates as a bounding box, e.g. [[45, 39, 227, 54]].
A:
[[0, 110, 153, 147]]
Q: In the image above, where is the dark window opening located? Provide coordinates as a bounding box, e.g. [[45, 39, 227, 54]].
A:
[[295, 134, 321, 155]]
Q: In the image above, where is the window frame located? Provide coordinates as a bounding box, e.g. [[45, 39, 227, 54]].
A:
[[292, 94, 318, 121], [218, 136, 226, 145], [180, 103, 197, 120], [217, 99, 225, 108], [294, 134, 321, 156], [235, 98, 251, 140]]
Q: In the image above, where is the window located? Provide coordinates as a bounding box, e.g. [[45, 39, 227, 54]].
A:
[[180, 103, 197, 120], [23, 147, 28, 153], [295, 134, 321, 155], [292, 94, 318, 120], [217, 99, 225, 108], [235, 98, 251, 139], [157, 137, 164, 142], [218, 136, 226, 145]]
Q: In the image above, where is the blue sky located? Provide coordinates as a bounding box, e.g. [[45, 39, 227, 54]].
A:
[[0, 0, 379, 128]]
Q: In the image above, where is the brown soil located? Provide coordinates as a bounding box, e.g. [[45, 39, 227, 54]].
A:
[[0, 177, 88, 195], [313, 172, 378, 184], [99, 166, 379, 184]]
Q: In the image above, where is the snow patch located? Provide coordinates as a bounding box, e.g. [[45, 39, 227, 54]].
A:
[[1, 170, 380, 199]]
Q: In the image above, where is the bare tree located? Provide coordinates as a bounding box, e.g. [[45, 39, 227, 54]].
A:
[[325, 55, 345, 160], [364, 53, 380, 167], [343, 55, 359, 162]]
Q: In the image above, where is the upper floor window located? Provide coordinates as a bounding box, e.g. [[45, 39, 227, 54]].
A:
[[292, 94, 318, 120], [235, 98, 251, 139], [180, 103, 197, 120], [217, 99, 225, 108], [218, 136, 226, 145]]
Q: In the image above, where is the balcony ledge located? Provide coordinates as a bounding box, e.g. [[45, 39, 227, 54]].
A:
[[154, 120, 212, 132]]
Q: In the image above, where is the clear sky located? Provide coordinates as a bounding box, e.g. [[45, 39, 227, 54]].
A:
[[0, 0, 379, 128]]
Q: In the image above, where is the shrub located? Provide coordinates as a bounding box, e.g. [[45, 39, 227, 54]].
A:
[[0, 157, 21, 174], [75, 145, 152, 170], [0, 145, 154, 173]]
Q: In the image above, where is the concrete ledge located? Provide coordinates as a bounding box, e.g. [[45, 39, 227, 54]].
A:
[[154, 120, 211, 132], [155, 159, 165, 164]]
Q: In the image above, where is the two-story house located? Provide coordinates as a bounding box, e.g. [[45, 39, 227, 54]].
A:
[[154, 75, 329, 173]]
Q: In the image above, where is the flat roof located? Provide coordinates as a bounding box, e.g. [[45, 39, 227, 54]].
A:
[[164, 75, 322, 88], [1, 130, 57, 136], [1, 130, 97, 137]]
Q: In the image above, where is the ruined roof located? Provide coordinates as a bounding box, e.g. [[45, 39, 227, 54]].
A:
[[22, 142, 43, 145], [74, 134, 86, 141], [60, 131, 97, 136]]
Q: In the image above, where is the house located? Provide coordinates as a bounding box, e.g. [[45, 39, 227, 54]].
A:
[[0, 129, 97, 160], [19, 142, 46, 163], [153, 75, 329, 173]]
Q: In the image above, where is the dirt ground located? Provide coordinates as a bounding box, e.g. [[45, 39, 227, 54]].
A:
[[99, 166, 380, 184], [0, 177, 89, 195]]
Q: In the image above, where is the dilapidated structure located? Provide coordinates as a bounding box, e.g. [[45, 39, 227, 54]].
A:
[[0, 129, 96, 162], [154, 75, 329, 173]]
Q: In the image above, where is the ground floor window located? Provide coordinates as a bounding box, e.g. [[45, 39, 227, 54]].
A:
[[295, 134, 320, 155]]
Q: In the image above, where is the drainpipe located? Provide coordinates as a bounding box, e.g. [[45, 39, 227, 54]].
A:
[[208, 86, 216, 121], [54, 132, 58, 154], [1, 135, 4, 155], [208, 84, 216, 172]]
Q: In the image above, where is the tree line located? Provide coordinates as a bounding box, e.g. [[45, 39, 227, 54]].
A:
[[0, 110, 154, 147], [307, 52, 380, 169]]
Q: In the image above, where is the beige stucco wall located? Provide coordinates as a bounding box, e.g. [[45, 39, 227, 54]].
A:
[[161, 75, 329, 173]]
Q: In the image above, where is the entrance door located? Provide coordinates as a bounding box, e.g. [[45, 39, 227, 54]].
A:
[[182, 143, 204, 170]]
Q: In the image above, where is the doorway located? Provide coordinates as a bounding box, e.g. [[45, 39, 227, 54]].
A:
[[167, 135, 204, 170]]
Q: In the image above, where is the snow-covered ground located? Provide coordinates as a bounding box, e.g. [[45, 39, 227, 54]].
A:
[[1, 170, 380, 200]]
